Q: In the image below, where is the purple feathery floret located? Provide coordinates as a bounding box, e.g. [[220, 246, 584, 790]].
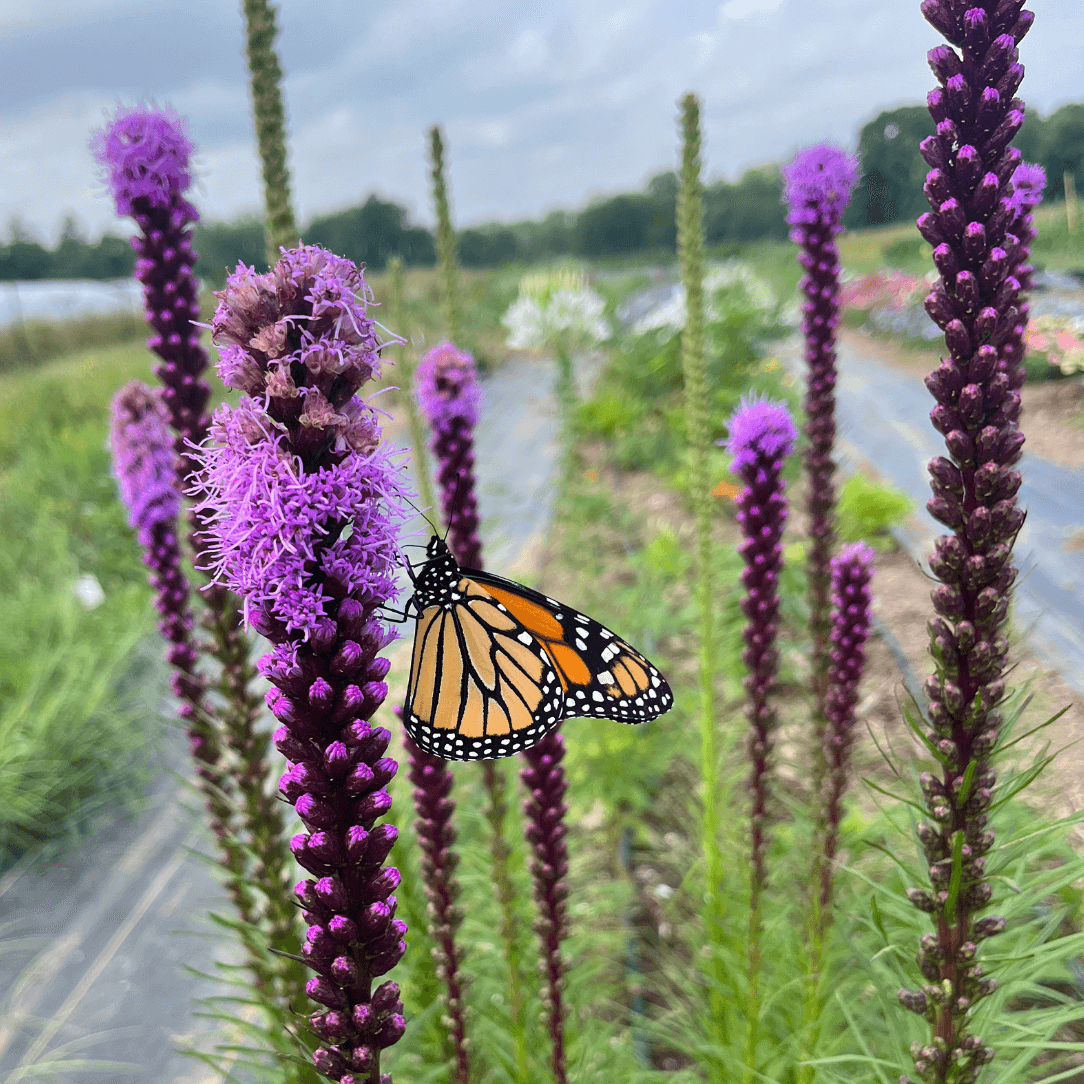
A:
[[782, 143, 860, 229], [91, 104, 196, 217], [725, 396, 799, 469], [1007, 161, 1046, 216], [192, 245, 411, 1080], [414, 342, 482, 430], [110, 381, 181, 544]]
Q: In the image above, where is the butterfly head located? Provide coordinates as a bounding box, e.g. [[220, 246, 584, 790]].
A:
[[426, 535, 451, 561]]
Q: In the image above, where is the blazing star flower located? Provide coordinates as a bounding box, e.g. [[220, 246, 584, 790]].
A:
[[92, 106, 210, 477], [783, 142, 860, 763], [415, 342, 483, 571], [192, 245, 411, 1081], [521, 732, 571, 1084], [819, 542, 875, 912], [898, 3, 1036, 1078], [110, 381, 226, 827], [404, 734, 470, 1083], [724, 397, 798, 908]]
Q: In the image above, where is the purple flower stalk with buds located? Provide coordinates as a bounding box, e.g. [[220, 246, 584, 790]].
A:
[[415, 342, 483, 570], [726, 397, 798, 907], [897, 2, 1035, 1080], [109, 382, 222, 806], [404, 737, 470, 1084], [782, 143, 860, 756], [819, 542, 874, 914], [999, 162, 1045, 389], [521, 732, 571, 1084], [92, 106, 210, 484], [192, 245, 411, 1083], [95, 104, 298, 998], [414, 337, 533, 1081], [726, 397, 796, 1076]]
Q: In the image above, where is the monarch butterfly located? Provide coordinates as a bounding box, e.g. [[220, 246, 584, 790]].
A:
[[402, 536, 674, 760]]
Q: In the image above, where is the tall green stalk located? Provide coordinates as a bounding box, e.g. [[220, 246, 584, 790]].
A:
[[428, 125, 462, 345], [241, 0, 298, 264], [677, 92, 726, 1051], [387, 257, 438, 517]]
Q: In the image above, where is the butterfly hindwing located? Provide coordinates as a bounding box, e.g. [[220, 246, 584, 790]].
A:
[[403, 536, 673, 761], [471, 573, 674, 725]]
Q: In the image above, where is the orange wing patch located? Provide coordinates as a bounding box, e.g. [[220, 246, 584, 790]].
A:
[[482, 583, 564, 639]]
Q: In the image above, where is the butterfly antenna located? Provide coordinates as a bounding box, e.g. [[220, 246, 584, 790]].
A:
[[442, 470, 469, 543], [400, 488, 442, 539]]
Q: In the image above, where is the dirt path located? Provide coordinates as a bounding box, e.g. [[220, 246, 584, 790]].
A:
[[833, 328, 1084, 826]]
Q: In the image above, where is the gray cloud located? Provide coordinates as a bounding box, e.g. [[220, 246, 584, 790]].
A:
[[1, 0, 1080, 245]]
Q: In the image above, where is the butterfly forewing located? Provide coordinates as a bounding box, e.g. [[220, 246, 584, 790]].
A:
[[476, 578, 674, 724], [403, 537, 673, 760], [404, 544, 565, 759]]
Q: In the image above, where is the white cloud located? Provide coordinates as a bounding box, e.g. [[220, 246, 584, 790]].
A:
[[719, 0, 783, 19]]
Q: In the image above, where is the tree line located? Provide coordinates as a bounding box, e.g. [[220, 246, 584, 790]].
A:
[[4, 100, 1081, 283]]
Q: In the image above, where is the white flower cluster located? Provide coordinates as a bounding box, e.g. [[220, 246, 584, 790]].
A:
[[502, 269, 611, 352], [631, 261, 777, 338]]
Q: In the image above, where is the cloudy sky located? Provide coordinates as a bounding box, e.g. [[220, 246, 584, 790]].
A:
[[1, 0, 1081, 245]]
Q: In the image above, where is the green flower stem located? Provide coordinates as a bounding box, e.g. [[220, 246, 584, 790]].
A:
[[241, 0, 298, 264], [429, 125, 462, 346], [483, 760, 530, 1084], [677, 92, 727, 1051], [387, 257, 438, 516]]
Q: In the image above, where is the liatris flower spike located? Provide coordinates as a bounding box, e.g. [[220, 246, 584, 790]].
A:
[[109, 382, 228, 842], [898, 2, 1035, 1079], [192, 245, 412, 1082], [92, 106, 211, 478], [782, 143, 860, 757], [521, 731, 571, 1084], [415, 342, 483, 570], [404, 733, 470, 1084], [725, 397, 798, 907], [819, 542, 875, 913]]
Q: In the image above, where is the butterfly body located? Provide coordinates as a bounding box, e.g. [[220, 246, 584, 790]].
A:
[[403, 536, 673, 760]]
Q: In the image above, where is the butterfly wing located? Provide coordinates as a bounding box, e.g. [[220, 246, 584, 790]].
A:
[[403, 576, 566, 760], [467, 570, 674, 726]]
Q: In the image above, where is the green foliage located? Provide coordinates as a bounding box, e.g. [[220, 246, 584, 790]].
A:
[[0, 231, 136, 281], [0, 341, 166, 858], [577, 269, 792, 481], [843, 106, 936, 231], [306, 195, 436, 276], [193, 216, 270, 285], [704, 166, 790, 246], [835, 474, 913, 551], [1016, 102, 1084, 201]]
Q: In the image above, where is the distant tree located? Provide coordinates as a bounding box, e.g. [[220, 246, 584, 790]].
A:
[[843, 106, 935, 230], [577, 193, 656, 256], [305, 195, 435, 272], [457, 225, 518, 267], [192, 217, 269, 286], [0, 240, 53, 280], [88, 235, 137, 279], [1040, 104, 1084, 200], [704, 166, 789, 245]]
